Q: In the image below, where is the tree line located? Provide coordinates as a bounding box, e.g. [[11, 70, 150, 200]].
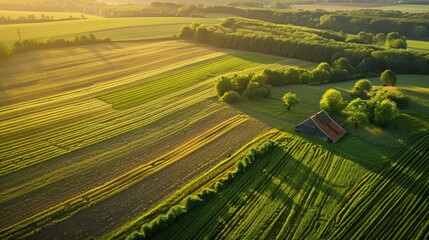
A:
[[0, 14, 86, 24], [0, 34, 110, 59], [179, 18, 429, 75], [201, 6, 429, 38], [214, 57, 370, 103], [0, 0, 204, 18]]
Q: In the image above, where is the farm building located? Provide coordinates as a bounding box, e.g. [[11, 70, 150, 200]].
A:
[[295, 110, 347, 143]]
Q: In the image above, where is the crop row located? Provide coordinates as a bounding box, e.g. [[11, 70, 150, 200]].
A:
[[1, 42, 221, 106], [322, 131, 429, 239], [0, 114, 249, 240], [151, 136, 366, 239], [98, 53, 266, 109]]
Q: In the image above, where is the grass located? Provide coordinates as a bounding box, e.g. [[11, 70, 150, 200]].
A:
[[0, 40, 313, 239], [0, 14, 226, 46], [408, 40, 429, 52]]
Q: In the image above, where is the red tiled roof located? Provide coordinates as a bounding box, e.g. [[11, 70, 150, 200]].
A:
[[310, 110, 346, 143]]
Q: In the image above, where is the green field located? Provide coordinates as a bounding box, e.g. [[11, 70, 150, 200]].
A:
[[0, 40, 315, 239], [408, 40, 429, 52], [143, 130, 429, 239], [0, 13, 228, 46]]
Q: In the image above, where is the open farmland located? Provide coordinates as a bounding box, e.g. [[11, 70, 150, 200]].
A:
[[0, 13, 228, 46], [322, 131, 429, 239], [0, 40, 316, 239], [118, 73, 429, 239], [154, 135, 369, 239], [147, 130, 429, 239]]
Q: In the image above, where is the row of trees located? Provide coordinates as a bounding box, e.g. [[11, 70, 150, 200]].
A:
[[180, 19, 429, 75], [0, 0, 205, 18], [0, 34, 110, 59], [201, 6, 429, 38], [0, 14, 85, 24], [348, 31, 408, 49], [215, 59, 363, 104]]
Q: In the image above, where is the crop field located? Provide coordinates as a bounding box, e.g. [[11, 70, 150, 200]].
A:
[[0, 13, 228, 46], [0, 40, 315, 239], [322, 131, 429, 239], [148, 130, 429, 239], [151, 135, 368, 239]]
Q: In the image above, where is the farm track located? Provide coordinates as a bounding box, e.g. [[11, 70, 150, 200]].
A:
[[155, 137, 368, 239], [323, 131, 429, 239]]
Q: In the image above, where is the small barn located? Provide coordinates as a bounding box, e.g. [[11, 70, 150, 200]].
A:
[[295, 110, 347, 143]]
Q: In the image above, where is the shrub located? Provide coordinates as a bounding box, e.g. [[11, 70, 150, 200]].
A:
[[215, 76, 234, 97], [185, 195, 203, 210], [220, 90, 242, 103], [380, 69, 396, 86], [319, 89, 345, 114], [282, 92, 300, 111], [200, 188, 217, 201], [374, 99, 398, 126], [126, 231, 146, 240], [351, 79, 372, 98]]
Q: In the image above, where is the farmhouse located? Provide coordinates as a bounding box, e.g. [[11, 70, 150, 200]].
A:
[[295, 110, 347, 143]]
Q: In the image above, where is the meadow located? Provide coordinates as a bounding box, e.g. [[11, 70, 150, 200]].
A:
[[0, 40, 315, 239], [0, 13, 229, 46]]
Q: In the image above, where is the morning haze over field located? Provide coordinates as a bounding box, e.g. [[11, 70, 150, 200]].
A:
[[0, 0, 428, 239]]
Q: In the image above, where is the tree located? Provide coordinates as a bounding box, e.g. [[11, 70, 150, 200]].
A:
[[282, 92, 300, 111], [413, 26, 428, 38], [347, 111, 369, 128], [220, 90, 241, 104], [374, 33, 386, 46], [231, 74, 251, 93], [351, 79, 372, 98], [179, 26, 194, 39], [215, 76, 234, 97], [0, 42, 10, 58], [373, 99, 398, 126], [319, 89, 345, 114], [386, 32, 407, 49], [333, 57, 353, 73], [380, 69, 397, 86]]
